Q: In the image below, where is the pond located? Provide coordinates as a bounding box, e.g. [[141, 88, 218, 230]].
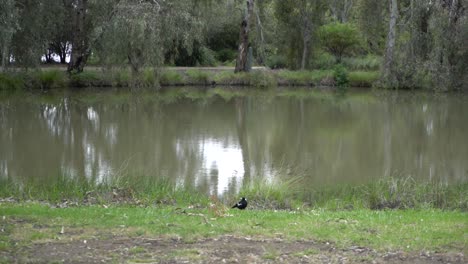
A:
[[0, 87, 467, 196]]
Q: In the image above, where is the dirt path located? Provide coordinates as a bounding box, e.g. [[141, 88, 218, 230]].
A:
[[3, 235, 464, 263]]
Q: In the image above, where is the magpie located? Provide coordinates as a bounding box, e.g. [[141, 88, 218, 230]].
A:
[[232, 197, 248, 210]]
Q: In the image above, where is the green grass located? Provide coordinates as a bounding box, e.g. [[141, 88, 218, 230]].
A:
[[276, 70, 333, 86], [35, 70, 67, 89], [0, 203, 465, 252], [342, 55, 382, 71], [0, 73, 26, 90], [185, 69, 210, 84], [159, 70, 184, 86], [0, 175, 466, 211], [348, 71, 379, 87]]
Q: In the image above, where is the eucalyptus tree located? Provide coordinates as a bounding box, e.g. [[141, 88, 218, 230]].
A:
[[274, 0, 327, 70], [355, 0, 386, 53], [234, 0, 254, 72], [0, 0, 18, 70], [10, 0, 54, 67], [382, 0, 398, 83], [328, 0, 354, 23], [97, 0, 203, 75]]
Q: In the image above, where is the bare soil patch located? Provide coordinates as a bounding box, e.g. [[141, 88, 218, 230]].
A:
[[2, 235, 464, 263]]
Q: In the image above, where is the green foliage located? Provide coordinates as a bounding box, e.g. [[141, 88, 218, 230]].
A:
[[333, 64, 348, 88], [276, 70, 332, 86], [311, 51, 336, 69], [265, 54, 288, 69], [318, 23, 360, 63], [68, 71, 101, 87], [0, 73, 25, 90], [141, 68, 158, 87], [35, 70, 66, 89], [186, 69, 210, 84], [342, 55, 381, 70], [347, 71, 379, 87], [159, 71, 184, 86], [213, 70, 276, 88]]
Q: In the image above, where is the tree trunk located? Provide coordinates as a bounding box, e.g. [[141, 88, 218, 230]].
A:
[[1, 41, 8, 71], [68, 0, 89, 73], [301, 25, 311, 70], [383, 0, 398, 80], [235, 0, 254, 73]]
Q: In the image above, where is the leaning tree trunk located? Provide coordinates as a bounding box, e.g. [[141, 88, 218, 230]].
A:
[[300, 17, 311, 70], [68, 0, 89, 73], [235, 0, 254, 73], [383, 0, 398, 81]]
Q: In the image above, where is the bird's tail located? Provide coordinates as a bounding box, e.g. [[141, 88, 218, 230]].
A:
[[232, 204, 238, 208]]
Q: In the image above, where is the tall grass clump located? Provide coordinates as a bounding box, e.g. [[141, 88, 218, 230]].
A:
[[306, 177, 467, 210], [186, 69, 210, 85], [248, 70, 276, 88], [159, 70, 184, 86], [140, 68, 158, 88], [0, 73, 26, 90], [342, 55, 381, 71], [69, 71, 102, 87], [35, 70, 66, 89], [348, 71, 379, 87], [276, 70, 332, 86], [238, 176, 305, 209]]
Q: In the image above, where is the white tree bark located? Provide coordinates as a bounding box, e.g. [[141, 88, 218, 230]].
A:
[[383, 0, 398, 80]]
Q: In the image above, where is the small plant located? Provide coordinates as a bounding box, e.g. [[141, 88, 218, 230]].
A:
[[333, 64, 349, 89]]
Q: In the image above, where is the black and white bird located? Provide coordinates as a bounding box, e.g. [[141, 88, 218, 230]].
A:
[[232, 197, 248, 210]]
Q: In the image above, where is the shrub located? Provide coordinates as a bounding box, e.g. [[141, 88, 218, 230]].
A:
[[333, 64, 349, 88], [265, 54, 288, 69], [318, 23, 360, 63]]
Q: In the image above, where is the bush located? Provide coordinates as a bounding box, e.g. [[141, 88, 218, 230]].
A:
[[215, 49, 237, 63], [333, 64, 349, 88], [265, 54, 288, 69], [318, 23, 360, 63]]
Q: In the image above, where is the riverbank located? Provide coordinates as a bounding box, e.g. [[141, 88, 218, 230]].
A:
[[0, 202, 465, 263], [0, 66, 379, 90]]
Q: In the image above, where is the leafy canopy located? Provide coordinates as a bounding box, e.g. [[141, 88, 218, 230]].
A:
[[318, 22, 360, 62]]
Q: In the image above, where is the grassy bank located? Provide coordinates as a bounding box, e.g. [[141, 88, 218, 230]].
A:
[[0, 176, 466, 211], [0, 67, 379, 90], [0, 203, 465, 254]]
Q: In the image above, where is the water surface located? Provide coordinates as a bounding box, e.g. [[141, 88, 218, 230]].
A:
[[1, 88, 467, 195]]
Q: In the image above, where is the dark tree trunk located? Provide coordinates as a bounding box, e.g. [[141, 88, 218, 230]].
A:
[[235, 0, 254, 73], [68, 0, 89, 73]]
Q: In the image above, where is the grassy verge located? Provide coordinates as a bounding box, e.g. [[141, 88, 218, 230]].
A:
[[0, 176, 466, 211], [0, 67, 379, 90], [0, 203, 465, 253]]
